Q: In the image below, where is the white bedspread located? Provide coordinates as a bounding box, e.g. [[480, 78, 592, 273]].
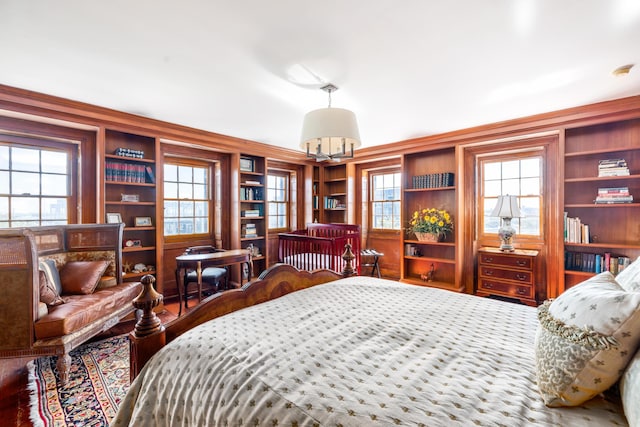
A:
[[112, 276, 626, 426]]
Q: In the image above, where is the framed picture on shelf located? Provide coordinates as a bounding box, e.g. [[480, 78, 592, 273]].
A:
[[240, 158, 254, 172], [121, 193, 140, 202], [106, 213, 123, 224], [135, 216, 152, 227]]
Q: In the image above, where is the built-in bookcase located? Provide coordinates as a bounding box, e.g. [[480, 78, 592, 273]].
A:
[[563, 118, 640, 288], [239, 155, 266, 276], [322, 164, 347, 224], [401, 147, 462, 291], [101, 129, 161, 287]]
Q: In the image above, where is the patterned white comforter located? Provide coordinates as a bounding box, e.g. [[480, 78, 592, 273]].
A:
[[112, 276, 626, 426]]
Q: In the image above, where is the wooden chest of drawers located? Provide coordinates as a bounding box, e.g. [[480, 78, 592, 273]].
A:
[[477, 247, 538, 306]]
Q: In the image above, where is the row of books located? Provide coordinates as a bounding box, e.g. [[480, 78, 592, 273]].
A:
[[598, 158, 630, 177], [240, 187, 263, 201], [324, 196, 345, 209], [241, 208, 263, 217], [594, 186, 633, 204], [411, 172, 454, 189], [242, 223, 258, 238], [565, 251, 631, 275], [114, 147, 145, 159], [564, 213, 590, 243], [105, 161, 155, 183]]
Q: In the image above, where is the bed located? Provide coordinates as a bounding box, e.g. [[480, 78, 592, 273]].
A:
[[278, 223, 361, 275], [113, 261, 640, 426]]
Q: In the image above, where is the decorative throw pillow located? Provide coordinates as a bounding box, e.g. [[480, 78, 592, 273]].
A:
[[620, 347, 640, 427], [95, 275, 118, 290], [38, 269, 65, 306], [535, 271, 640, 406], [616, 255, 640, 292], [59, 261, 110, 295], [39, 259, 63, 296]]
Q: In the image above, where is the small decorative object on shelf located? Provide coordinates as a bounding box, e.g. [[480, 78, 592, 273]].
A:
[[240, 157, 254, 172], [114, 147, 144, 158], [121, 193, 140, 202], [421, 264, 435, 282], [406, 207, 453, 241], [106, 212, 123, 224], [135, 216, 152, 227]]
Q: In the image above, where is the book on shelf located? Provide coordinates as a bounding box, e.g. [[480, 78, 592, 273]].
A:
[[598, 159, 630, 177], [145, 166, 155, 183], [565, 251, 630, 275], [105, 161, 147, 183], [564, 213, 590, 243], [242, 209, 261, 217], [242, 223, 258, 238], [244, 180, 261, 185], [594, 186, 633, 204]]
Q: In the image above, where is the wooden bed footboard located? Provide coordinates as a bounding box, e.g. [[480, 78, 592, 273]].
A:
[[129, 264, 346, 380]]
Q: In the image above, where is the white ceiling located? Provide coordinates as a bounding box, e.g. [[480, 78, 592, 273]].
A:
[[1, 1, 639, 154]]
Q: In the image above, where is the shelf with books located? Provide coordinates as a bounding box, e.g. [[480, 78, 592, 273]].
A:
[[239, 154, 267, 276], [563, 118, 640, 289], [102, 129, 160, 285], [401, 147, 460, 292], [322, 164, 347, 223]]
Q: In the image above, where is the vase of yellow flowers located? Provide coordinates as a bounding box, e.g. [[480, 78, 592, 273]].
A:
[[407, 207, 453, 242]]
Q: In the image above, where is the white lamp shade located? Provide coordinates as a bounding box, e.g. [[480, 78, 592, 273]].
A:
[[300, 107, 361, 154], [490, 195, 522, 218]]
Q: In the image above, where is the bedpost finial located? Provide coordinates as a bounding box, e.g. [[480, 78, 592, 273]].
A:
[[132, 274, 164, 337], [342, 243, 356, 277]]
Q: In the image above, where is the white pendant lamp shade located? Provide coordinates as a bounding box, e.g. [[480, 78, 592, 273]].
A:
[[300, 84, 361, 161]]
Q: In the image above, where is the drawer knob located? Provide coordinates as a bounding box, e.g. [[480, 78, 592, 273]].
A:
[[484, 282, 493, 289], [516, 260, 527, 266], [516, 287, 528, 295], [485, 257, 494, 263], [485, 269, 494, 276], [515, 274, 527, 281]]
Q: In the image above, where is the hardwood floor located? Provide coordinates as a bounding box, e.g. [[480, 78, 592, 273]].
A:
[[0, 301, 182, 427]]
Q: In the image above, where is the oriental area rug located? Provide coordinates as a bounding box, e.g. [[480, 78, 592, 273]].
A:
[[28, 335, 130, 427]]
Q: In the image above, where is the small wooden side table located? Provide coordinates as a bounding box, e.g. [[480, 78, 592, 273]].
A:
[[476, 247, 538, 306]]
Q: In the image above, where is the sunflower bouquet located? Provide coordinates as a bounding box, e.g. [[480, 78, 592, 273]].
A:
[[407, 207, 453, 237]]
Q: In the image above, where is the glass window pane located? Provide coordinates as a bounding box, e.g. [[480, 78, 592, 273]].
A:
[[164, 218, 179, 235], [0, 146, 8, 169], [42, 151, 67, 174], [0, 197, 8, 220], [179, 219, 194, 234], [501, 160, 520, 179], [178, 166, 192, 182], [164, 200, 178, 217], [194, 201, 208, 216], [42, 198, 67, 220], [193, 168, 206, 184], [485, 181, 501, 197], [179, 200, 194, 216], [42, 173, 68, 196], [178, 183, 193, 199], [520, 158, 540, 177], [12, 172, 40, 195], [193, 184, 206, 199], [502, 179, 520, 195], [12, 197, 39, 220], [164, 164, 177, 181], [164, 182, 178, 199], [194, 217, 208, 234], [521, 177, 540, 195], [0, 171, 8, 193], [12, 147, 40, 172], [484, 162, 501, 180]]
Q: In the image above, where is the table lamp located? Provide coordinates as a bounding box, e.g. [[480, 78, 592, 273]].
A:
[[490, 195, 522, 252]]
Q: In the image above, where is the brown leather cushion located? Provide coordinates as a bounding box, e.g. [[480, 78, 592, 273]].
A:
[[34, 281, 142, 340], [59, 261, 110, 294], [38, 270, 65, 306]]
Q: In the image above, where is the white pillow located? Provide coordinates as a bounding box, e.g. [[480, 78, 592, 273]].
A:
[[616, 255, 640, 292], [620, 347, 640, 427], [535, 271, 640, 406]]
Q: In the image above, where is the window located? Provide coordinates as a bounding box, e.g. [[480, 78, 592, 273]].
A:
[[267, 172, 288, 230], [163, 162, 210, 236], [0, 142, 73, 227], [481, 155, 542, 237], [371, 171, 401, 230]]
